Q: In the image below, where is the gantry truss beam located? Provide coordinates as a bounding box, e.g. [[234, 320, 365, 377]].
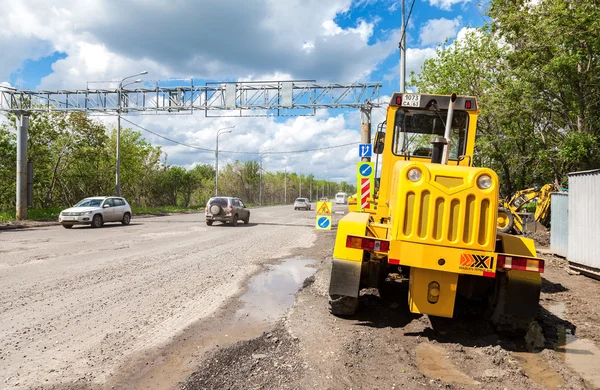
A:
[[0, 80, 382, 116]]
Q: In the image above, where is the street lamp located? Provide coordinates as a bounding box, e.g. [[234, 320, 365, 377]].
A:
[[116, 71, 148, 196], [215, 126, 235, 196]]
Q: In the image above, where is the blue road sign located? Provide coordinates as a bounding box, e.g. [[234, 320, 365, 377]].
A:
[[359, 144, 372, 158], [358, 163, 373, 177], [317, 216, 331, 229]]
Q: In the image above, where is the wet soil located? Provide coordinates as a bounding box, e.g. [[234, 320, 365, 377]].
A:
[[182, 232, 600, 390]]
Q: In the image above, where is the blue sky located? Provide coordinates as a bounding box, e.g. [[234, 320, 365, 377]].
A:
[[0, 0, 489, 183]]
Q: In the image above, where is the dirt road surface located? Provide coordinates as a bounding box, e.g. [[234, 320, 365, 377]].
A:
[[0, 206, 316, 389], [2, 204, 600, 390]]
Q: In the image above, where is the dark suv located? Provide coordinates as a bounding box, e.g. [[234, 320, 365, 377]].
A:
[[205, 197, 250, 226]]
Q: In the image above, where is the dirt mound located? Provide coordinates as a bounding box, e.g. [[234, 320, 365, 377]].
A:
[[524, 230, 551, 248], [182, 325, 301, 390]]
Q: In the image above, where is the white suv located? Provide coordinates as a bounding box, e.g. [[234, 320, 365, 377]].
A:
[[59, 196, 132, 229], [294, 198, 311, 210], [205, 197, 250, 226]]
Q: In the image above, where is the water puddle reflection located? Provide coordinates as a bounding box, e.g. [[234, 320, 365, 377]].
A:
[[113, 256, 316, 390], [557, 333, 600, 388], [513, 352, 565, 389], [517, 301, 600, 389], [237, 257, 316, 322]]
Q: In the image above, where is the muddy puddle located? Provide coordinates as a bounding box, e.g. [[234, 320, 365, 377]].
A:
[[110, 256, 316, 390], [516, 302, 600, 389], [415, 343, 480, 386]]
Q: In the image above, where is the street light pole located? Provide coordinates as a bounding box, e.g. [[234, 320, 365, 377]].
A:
[[116, 71, 147, 196], [215, 126, 234, 196]]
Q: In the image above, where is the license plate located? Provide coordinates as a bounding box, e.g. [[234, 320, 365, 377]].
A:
[[63, 217, 75, 221], [402, 94, 421, 107]]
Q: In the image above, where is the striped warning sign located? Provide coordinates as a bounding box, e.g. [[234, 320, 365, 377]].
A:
[[356, 162, 374, 212], [360, 178, 370, 210]]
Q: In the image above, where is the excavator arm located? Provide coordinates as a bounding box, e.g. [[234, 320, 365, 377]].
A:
[[498, 184, 559, 234]]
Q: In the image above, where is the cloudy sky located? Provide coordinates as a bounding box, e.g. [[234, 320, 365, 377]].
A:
[[1, 0, 488, 183]]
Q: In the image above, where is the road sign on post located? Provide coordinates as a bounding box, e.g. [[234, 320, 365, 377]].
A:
[[356, 162, 374, 211], [358, 144, 372, 158], [316, 201, 332, 215], [316, 200, 332, 230], [316, 215, 332, 230]]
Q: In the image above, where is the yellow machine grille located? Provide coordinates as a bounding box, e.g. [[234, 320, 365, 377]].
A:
[[401, 189, 493, 249]]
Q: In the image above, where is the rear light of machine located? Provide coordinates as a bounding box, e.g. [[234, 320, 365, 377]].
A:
[[465, 100, 472, 109], [346, 235, 390, 252], [227, 206, 233, 213], [395, 95, 402, 105], [497, 254, 545, 273]]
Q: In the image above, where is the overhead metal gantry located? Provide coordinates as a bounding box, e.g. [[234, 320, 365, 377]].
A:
[[0, 79, 382, 220], [0, 80, 382, 116]]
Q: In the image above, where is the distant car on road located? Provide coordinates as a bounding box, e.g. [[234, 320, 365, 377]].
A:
[[59, 196, 132, 229], [205, 196, 250, 226], [294, 198, 311, 211], [319, 197, 329, 202]]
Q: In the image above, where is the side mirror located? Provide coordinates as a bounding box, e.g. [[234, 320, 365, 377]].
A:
[[374, 131, 385, 154], [103, 204, 110, 208]]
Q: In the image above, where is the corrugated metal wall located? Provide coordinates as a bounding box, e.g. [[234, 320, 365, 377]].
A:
[[550, 192, 568, 257], [568, 169, 600, 271]]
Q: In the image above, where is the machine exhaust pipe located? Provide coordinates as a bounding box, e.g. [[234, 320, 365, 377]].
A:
[[430, 136, 447, 164], [441, 93, 457, 165]]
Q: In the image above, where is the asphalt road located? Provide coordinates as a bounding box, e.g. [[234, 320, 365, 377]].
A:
[[0, 204, 327, 389]]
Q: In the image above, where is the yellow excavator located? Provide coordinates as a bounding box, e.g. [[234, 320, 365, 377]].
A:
[[497, 184, 559, 234]]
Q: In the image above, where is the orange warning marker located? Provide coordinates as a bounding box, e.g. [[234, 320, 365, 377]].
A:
[[316, 201, 332, 215]]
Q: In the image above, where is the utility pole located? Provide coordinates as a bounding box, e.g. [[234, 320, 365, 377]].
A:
[[361, 104, 372, 162], [309, 178, 312, 201], [259, 154, 263, 206], [284, 166, 287, 204], [299, 176, 302, 197], [400, 0, 406, 93], [16, 114, 29, 220]]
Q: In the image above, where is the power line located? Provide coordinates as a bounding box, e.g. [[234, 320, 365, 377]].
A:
[[120, 117, 362, 155], [243, 142, 361, 155], [399, 0, 417, 47], [120, 117, 214, 152]]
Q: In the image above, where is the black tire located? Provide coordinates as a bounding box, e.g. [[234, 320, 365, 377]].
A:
[[206, 220, 213, 226], [232, 214, 238, 227], [243, 214, 250, 224], [91, 214, 103, 228], [489, 272, 535, 336], [62, 224, 73, 229], [328, 294, 359, 316], [497, 207, 514, 233], [122, 213, 131, 225]]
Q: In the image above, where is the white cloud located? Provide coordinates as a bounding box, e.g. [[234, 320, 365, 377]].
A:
[[1, 0, 395, 90], [384, 47, 437, 86], [428, 0, 472, 11], [0, 0, 400, 182], [419, 17, 461, 46]]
